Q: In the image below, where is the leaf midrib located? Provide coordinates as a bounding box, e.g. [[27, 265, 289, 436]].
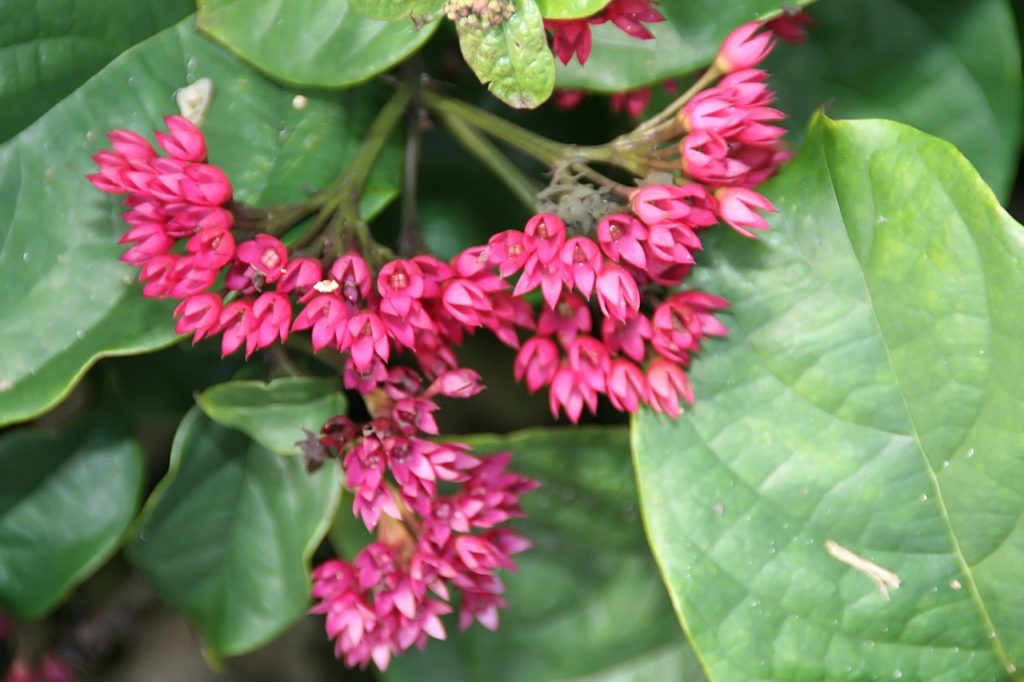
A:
[[817, 122, 1013, 674]]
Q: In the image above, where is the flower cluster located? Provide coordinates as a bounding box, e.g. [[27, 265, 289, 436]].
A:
[[289, 249, 533, 393], [545, 0, 664, 66], [88, 120, 536, 389], [458, 199, 725, 421], [311, 369, 537, 670], [449, 23, 787, 422], [89, 116, 541, 672], [678, 24, 789, 236]]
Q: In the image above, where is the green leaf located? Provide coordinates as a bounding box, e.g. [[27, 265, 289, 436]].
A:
[[536, 0, 611, 19], [769, 0, 1023, 201], [348, 0, 445, 21], [126, 409, 341, 656], [456, 0, 556, 109], [197, 0, 440, 88], [383, 428, 703, 681], [554, 1, 808, 92], [0, 0, 193, 142], [0, 409, 144, 619], [196, 377, 347, 456], [633, 115, 1024, 680], [0, 17, 401, 428]]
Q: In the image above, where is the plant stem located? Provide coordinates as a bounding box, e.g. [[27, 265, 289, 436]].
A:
[[422, 90, 647, 177], [269, 345, 303, 378], [399, 104, 426, 256], [301, 87, 411, 258], [421, 91, 570, 166], [633, 65, 722, 135], [438, 109, 540, 209], [570, 163, 633, 197]]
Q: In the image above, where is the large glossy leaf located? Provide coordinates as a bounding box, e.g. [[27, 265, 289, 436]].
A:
[[536, 0, 611, 19], [554, 1, 809, 92], [0, 18, 401, 428], [348, 0, 444, 21], [383, 428, 703, 681], [0, 0, 193, 142], [197, 0, 440, 88], [126, 409, 341, 656], [633, 115, 1024, 680], [456, 0, 556, 109], [196, 377, 347, 456], [0, 409, 144, 619], [769, 0, 1023, 201]]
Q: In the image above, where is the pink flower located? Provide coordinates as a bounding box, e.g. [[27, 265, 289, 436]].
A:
[[732, 143, 793, 187], [645, 221, 701, 264], [278, 257, 323, 294], [642, 253, 693, 287], [166, 204, 233, 236], [388, 436, 443, 502], [247, 292, 292, 355], [717, 68, 775, 106], [597, 213, 648, 268], [487, 230, 530, 277], [137, 255, 178, 297], [646, 358, 695, 417], [186, 227, 235, 269], [651, 291, 729, 362], [610, 87, 652, 118], [330, 254, 373, 304], [548, 364, 598, 422], [217, 298, 255, 356], [180, 163, 232, 205], [413, 255, 454, 295], [681, 131, 750, 186], [767, 9, 814, 44], [522, 213, 566, 264], [345, 312, 391, 372], [459, 588, 507, 632], [513, 255, 565, 310], [237, 234, 288, 283], [450, 245, 493, 279], [173, 293, 222, 342], [606, 359, 648, 412], [514, 336, 560, 392], [630, 184, 717, 228], [558, 236, 602, 299], [155, 115, 207, 162], [601, 314, 651, 363], [553, 89, 586, 110], [442, 279, 493, 327], [345, 356, 389, 394], [118, 222, 174, 265], [715, 21, 774, 73], [591, 0, 665, 40], [107, 129, 156, 160], [538, 293, 591, 344], [167, 256, 218, 298], [427, 369, 485, 399], [345, 439, 400, 529], [595, 265, 641, 321], [545, 19, 592, 65], [567, 336, 611, 394], [377, 260, 425, 316], [715, 186, 776, 237], [393, 397, 440, 435], [293, 294, 348, 351]]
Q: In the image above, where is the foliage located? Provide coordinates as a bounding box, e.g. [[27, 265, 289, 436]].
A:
[[1, 0, 1022, 679]]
